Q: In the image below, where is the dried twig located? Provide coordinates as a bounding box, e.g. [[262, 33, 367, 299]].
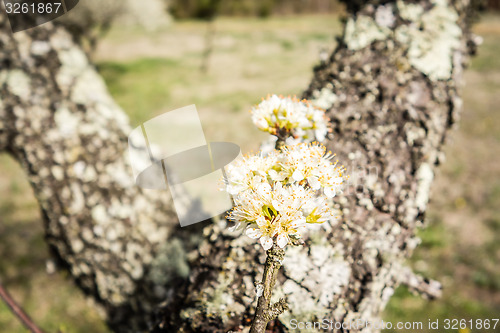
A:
[[0, 282, 46, 333]]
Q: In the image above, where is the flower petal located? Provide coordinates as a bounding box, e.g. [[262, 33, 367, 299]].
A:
[[255, 117, 269, 129], [277, 233, 288, 248], [246, 227, 262, 239], [256, 216, 267, 227], [271, 199, 281, 212], [324, 186, 336, 198], [227, 184, 245, 195], [269, 169, 285, 181], [315, 128, 327, 142], [307, 176, 321, 190], [290, 217, 306, 228], [228, 222, 242, 232], [292, 169, 305, 181], [260, 236, 273, 250], [332, 176, 343, 185], [256, 182, 272, 196]]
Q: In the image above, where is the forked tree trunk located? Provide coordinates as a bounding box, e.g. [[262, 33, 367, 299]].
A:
[[0, 0, 479, 332]]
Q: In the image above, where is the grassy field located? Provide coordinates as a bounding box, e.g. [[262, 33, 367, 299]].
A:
[[0, 14, 499, 332]]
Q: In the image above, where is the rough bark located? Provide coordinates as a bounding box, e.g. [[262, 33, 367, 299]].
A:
[[0, 0, 479, 332], [155, 0, 479, 332], [0, 14, 201, 332]]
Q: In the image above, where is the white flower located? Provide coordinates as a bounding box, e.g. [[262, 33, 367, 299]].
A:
[[250, 95, 330, 143], [292, 169, 305, 182], [224, 152, 279, 196], [260, 135, 278, 155], [307, 176, 321, 190], [224, 143, 347, 250], [276, 233, 288, 248], [254, 115, 269, 130], [260, 236, 274, 250]]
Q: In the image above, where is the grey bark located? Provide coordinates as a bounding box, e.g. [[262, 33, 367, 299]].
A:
[[0, 0, 479, 332], [0, 14, 199, 332], [155, 0, 479, 332]]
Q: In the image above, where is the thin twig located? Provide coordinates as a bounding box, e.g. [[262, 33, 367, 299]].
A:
[[249, 134, 290, 332], [0, 282, 46, 333], [250, 246, 288, 333]]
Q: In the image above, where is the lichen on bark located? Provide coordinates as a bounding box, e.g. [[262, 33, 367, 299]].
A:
[[0, 0, 481, 332], [156, 0, 479, 332], [0, 15, 196, 332], [343, 0, 464, 81]]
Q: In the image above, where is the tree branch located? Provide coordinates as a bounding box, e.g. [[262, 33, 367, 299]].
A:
[[0, 282, 46, 333], [250, 246, 287, 333]]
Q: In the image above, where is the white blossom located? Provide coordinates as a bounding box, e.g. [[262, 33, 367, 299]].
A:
[[250, 95, 330, 143], [224, 143, 346, 250]]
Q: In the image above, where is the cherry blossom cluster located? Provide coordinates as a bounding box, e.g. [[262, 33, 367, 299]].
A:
[[250, 94, 329, 143], [224, 143, 345, 250]]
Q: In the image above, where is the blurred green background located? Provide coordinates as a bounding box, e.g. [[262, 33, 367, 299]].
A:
[[0, 4, 499, 333]]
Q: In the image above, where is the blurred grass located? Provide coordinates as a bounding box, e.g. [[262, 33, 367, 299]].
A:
[[95, 15, 341, 153], [0, 13, 499, 333]]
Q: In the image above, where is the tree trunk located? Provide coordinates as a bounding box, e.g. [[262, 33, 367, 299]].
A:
[[0, 14, 199, 333], [155, 0, 479, 331], [0, 0, 479, 332]]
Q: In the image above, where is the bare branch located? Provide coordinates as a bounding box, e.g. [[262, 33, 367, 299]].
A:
[[0, 282, 46, 333]]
